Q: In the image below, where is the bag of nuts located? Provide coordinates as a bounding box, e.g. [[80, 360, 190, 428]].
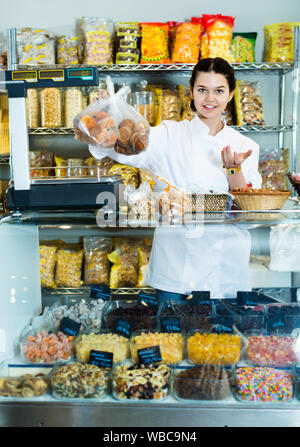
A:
[[74, 76, 150, 156]]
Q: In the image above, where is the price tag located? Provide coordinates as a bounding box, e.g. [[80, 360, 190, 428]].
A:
[[59, 317, 81, 337], [160, 317, 181, 333], [112, 319, 132, 339], [89, 350, 113, 368], [138, 292, 158, 308], [189, 291, 211, 306], [212, 316, 233, 334], [138, 345, 162, 365], [266, 315, 286, 333], [90, 284, 111, 301], [237, 291, 259, 307]]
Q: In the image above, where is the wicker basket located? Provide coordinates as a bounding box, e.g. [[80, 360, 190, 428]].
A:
[[231, 190, 291, 211], [190, 193, 228, 212], [287, 171, 300, 196]]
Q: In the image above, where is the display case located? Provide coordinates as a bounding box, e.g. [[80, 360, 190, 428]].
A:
[[0, 27, 300, 428]]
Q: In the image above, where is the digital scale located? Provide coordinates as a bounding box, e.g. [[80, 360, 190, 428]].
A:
[[2, 66, 122, 211]]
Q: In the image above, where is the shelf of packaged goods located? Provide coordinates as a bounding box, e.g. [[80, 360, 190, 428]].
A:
[[18, 62, 296, 73], [28, 124, 294, 136]]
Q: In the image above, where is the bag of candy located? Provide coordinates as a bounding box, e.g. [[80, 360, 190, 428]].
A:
[[74, 75, 150, 156]]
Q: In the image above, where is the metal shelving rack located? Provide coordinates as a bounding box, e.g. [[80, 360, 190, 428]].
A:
[[1, 27, 300, 429]]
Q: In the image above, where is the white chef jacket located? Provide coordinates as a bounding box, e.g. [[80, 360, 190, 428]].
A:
[[89, 115, 262, 298]]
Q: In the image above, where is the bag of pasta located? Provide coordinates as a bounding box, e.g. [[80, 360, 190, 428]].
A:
[[264, 23, 296, 62], [83, 237, 113, 285], [137, 243, 152, 287], [39, 241, 59, 289], [108, 238, 142, 288], [74, 76, 150, 156], [123, 182, 156, 221], [55, 244, 84, 288]]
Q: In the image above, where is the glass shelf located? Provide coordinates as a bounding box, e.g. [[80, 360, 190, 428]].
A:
[[2, 198, 300, 227]]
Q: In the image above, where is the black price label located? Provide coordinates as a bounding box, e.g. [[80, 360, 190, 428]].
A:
[[161, 317, 181, 333], [89, 350, 113, 368], [112, 319, 132, 339], [212, 316, 233, 334], [138, 292, 158, 308], [138, 345, 162, 365], [90, 284, 111, 301], [59, 317, 81, 337], [189, 291, 211, 305], [237, 291, 258, 307], [266, 315, 286, 333]]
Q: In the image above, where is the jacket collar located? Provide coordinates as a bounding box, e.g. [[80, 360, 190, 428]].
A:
[[190, 114, 227, 138]]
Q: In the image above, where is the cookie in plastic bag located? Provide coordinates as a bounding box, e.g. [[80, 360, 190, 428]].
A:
[[74, 76, 150, 156]]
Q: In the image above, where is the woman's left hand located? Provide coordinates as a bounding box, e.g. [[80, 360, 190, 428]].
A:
[[221, 145, 252, 168]]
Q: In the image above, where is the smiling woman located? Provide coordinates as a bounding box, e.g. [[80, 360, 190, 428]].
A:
[[90, 57, 262, 300]]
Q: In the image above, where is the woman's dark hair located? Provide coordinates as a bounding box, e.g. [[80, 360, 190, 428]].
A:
[[190, 57, 236, 112]]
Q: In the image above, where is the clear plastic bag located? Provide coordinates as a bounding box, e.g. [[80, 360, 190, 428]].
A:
[[82, 17, 114, 65], [234, 80, 265, 126], [259, 147, 289, 190], [74, 76, 150, 155]]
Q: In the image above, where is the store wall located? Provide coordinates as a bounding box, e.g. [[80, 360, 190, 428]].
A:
[[0, 0, 299, 61]]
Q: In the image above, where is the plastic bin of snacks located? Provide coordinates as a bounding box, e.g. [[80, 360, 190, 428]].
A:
[[102, 299, 159, 332], [20, 329, 75, 364], [158, 300, 213, 332], [186, 329, 242, 367], [244, 330, 299, 367], [49, 297, 106, 334], [0, 359, 50, 399], [214, 301, 265, 333], [265, 303, 300, 334], [50, 362, 110, 400], [111, 360, 171, 401], [130, 330, 185, 365], [75, 330, 130, 365], [172, 362, 232, 402], [233, 366, 295, 403]]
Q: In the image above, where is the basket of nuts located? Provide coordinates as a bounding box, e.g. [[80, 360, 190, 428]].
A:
[[230, 188, 291, 210]]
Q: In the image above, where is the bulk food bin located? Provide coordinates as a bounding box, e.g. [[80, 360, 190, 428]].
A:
[[75, 329, 130, 364], [102, 299, 159, 332], [0, 359, 51, 399], [186, 329, 242, 367], [158, 300, 213, 332], [111, 360, 171, 401], [233, 366, 295, 403], [244, 330, 299, 367], [130, 329, 185, 365], [50, 362, 110, 400]]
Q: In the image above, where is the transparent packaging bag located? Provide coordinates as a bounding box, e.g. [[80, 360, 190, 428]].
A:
[[259, 147, 289, 190], [74, 76, 150, 155], [82, 17, 114, 65]]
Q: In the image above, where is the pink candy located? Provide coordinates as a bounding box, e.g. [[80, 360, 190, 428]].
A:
[[246, 335, 297, 367]]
